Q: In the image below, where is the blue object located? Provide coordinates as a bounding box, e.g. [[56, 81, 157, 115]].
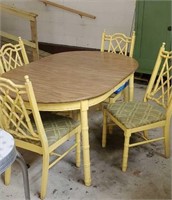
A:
[[114, 81, 129, 94]]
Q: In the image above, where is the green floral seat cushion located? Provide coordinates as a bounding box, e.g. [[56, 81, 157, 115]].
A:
[[13, 112, 80, 146], [40, 112, 80, 146], [107, 101, 166, 129]]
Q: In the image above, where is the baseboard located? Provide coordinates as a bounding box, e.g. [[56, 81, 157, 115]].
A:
[[38, 42, 99, 54]]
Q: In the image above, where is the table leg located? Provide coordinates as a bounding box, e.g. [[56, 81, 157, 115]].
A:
[[80, 100, 91, 186], [129, 74, 134, 101]]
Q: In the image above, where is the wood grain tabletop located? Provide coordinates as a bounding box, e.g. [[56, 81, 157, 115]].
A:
[[2, 51, 138, 103]]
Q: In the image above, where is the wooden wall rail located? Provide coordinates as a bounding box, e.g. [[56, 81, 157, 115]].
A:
[[41, 0, 96, 19], [0, 3, 39, 60]]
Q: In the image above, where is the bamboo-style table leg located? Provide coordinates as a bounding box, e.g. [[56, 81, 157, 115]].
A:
[[80, 100, 91, 186], [128, 73, 134, 101]]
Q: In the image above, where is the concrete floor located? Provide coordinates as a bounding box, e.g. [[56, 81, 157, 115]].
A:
[[0, 83, 171, 200]]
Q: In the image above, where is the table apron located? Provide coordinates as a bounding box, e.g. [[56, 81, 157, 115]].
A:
[[25, 73, 134, 112]]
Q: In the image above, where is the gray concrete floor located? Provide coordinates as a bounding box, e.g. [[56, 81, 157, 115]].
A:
[[0, 83, 171, 200]]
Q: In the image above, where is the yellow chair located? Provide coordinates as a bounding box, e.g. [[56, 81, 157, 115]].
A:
[[102, 43, 172, 172], [0, 37, 29, 74], [101, 31, 136, 103], [0, 76, 81, 199]]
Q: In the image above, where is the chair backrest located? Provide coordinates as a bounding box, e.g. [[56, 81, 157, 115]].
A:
[[144, 43, 172, 119], [101, 31, 135, 57], [0, 76, 48, 147], [0, 37, 29, 75]]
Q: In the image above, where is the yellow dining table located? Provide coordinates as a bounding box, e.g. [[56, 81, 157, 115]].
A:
[[2, 51, 138, 187]]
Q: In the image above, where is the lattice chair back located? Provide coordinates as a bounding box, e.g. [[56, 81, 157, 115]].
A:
[[101, 31, 135, 57], [101, 43, 172, 172], [100, 31, 136, 103], [0, 76, 47, 147], [0, 76, 81, 199], [0, 37, 29, 74], [144, 43, 172, 119]]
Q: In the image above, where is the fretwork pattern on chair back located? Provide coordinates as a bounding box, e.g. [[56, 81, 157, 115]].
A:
[[144, 43, 172, 110], [0, 37, 29, 74], [0, 76, 43, 143], [0, 75, 81, 199], [101, 31, 135, 57]]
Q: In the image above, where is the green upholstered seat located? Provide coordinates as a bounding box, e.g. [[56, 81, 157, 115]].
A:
[[14, 112, 80, 146], [107, 101, 166, 129], [0, 76, 81, 199], [39, 112, 80, 145], [102, 44, 172, 172]]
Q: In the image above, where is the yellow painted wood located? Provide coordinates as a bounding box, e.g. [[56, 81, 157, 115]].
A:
[[101, 31, 136, 103], [41, 0, 96, 19], [102, 108, 107, 148], [4, 167, 11, 185], [0, 37, 29, 75], [80, 100, 91, 186], [102, 43, 172, 171], [122, 130, 131, 172], [128, 74, 134, 101], [0, 76, 81, 199]]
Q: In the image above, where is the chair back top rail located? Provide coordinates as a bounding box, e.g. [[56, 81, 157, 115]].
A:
[[144, 43, 172, 109], [0, 76, 48, 146], [101, 31, 136, 58], [0, 37, 29, 74]]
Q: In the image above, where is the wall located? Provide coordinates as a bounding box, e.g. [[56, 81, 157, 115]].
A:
[[1, 0, 136, 49]]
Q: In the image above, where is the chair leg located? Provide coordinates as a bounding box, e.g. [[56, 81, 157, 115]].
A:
[[97, 103, 102, 111], [102, 109, 107, 148], [40, 154, 49, 200], [122, 131, 131, 172], [163, 125, 170, 158], [128, 74, 134, 101], [16, 151, 30, 200], [4, 166, 11, 185], [123, 87, 129, 102], [143, 130, 149, 139], [108, 124, 113, 134], [76, 129, 81, 168], [109, 93, 121, 104]]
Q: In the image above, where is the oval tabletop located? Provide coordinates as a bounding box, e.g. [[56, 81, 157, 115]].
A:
[[2, 51, 138, 103], [0, 129, 16, 174]]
